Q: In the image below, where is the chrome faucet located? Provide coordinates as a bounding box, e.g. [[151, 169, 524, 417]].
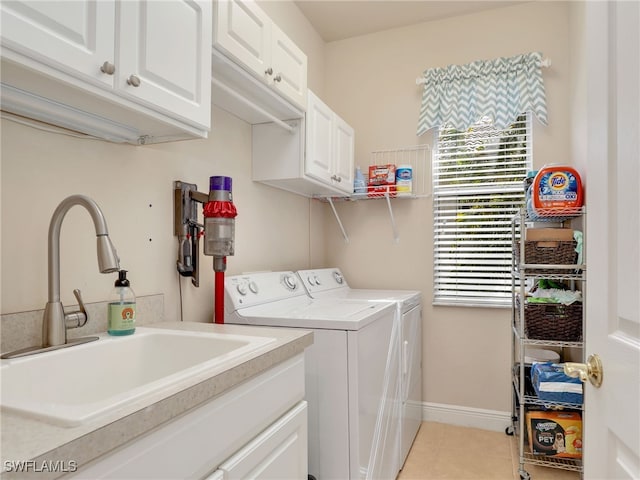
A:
[[1, 195, 120, 359], [43, 195, 120, 346]]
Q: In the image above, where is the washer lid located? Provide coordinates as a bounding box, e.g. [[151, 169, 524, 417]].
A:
[[230, 298, 395, 330], [313, 288, 420, 304], [297, 268, 420, 306]]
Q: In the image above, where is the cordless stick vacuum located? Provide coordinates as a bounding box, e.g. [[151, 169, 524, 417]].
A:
[[174, 177, 237, 324]]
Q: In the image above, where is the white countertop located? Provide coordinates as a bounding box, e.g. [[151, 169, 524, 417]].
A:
[[0, 322, 313, 479]]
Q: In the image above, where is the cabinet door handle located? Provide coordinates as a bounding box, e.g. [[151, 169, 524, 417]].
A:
[[265, 67, 273, 76], [273, 74, 282, 83], [100, 61, 116, 75], [127, 74, 141, 87]]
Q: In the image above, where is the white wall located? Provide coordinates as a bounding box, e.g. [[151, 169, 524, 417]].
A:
[[321, 1, 573, 412], [0, 107, 302, 320], [569, 2, 588, 180], [0, 1, 326, 329]]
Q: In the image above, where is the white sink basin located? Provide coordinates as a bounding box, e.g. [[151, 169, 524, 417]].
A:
[[0, 327, 274, 427]]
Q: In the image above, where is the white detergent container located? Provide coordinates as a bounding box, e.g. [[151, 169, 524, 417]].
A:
[[524, 347, 560, 364]]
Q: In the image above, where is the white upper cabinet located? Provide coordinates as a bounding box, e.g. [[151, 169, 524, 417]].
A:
[[269, 22, 307, 109], [0, 0, 211, 144], [305, 94, 335, 185], [305, 91, 355, 195], [213, 0, 307, 110], [0, 1, 116, 87], [214, 0, 270, 78], [333, 116, 356, 192], [252, 90, 355, 198], [118, 1, 212, 127]]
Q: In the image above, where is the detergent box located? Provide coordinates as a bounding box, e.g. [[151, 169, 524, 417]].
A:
[[532, 165, 583, 214], [526, 410, 582, 458], [368, 164, 396, 197]]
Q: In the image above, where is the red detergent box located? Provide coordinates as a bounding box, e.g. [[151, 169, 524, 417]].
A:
[[368, 164, 396, 197]]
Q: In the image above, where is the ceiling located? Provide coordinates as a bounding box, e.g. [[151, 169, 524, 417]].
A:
[[294, 1, 525, 42]]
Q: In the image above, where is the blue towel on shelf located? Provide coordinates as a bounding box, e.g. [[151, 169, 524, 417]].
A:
[[531, 362, 583, 405]]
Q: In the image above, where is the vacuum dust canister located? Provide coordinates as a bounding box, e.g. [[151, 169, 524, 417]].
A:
[[203, 176, 237, 258]]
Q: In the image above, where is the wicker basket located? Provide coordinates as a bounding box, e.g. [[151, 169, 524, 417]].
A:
[[514, 240, 578, 274], [517, 297, 583, 341]]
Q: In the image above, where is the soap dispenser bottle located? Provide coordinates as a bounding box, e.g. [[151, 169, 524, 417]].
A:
[[108, 270, 136, 336]]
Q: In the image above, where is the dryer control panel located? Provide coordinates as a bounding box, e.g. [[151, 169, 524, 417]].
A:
[[297, 268, 350, 295]]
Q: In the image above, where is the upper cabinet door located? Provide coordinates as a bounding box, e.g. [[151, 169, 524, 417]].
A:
[[213, 0, 307, 111], [270, 22, 307, 109], [0, 0, 115, 86], [305, 91, 334, 185], [214, 0, 271, 80], [118, 0, 212, 128], [333, 116, 355, 193]]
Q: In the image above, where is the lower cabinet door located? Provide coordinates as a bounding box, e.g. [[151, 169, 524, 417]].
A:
[[218, 401, 308, 480]]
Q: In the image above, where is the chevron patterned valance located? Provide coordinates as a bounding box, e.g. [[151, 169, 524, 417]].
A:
[[416, 52, 548, 136]]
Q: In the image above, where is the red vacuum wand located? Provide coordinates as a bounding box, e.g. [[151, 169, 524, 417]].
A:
[[202, 176, 237, 324]]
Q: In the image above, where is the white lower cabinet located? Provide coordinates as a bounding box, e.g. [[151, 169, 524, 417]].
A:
[[69, 355, 306, 479], [215, 402, 307, 479]]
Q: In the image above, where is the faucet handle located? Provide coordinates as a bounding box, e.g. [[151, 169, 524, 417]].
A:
[[65, 289, 88, 329], [73, 289, 86, 314]]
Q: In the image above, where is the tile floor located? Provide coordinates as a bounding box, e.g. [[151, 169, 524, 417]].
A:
[[397, 422, 581, 480]]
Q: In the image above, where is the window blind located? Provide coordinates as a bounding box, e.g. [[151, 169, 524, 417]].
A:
[[433, 114, 532, 307]]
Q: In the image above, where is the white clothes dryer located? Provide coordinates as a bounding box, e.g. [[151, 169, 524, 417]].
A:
[[296, 268, 423, 470], [224, 271, 400, 480]]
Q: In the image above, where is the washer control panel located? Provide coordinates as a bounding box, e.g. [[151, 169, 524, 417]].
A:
[[225, 271, 304, 310]]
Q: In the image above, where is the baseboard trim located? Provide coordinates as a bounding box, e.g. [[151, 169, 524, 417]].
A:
[[422, 402, 511, 433]]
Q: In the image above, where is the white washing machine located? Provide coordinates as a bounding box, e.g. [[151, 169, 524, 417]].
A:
[[224, 271, 400, 480], [296, 268, 423, 471]]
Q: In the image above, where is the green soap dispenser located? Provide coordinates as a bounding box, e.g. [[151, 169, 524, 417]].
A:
[[108, 270, 136, 336]]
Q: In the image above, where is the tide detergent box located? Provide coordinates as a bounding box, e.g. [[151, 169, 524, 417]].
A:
[[526, 411, 582, 459], [532, 165, 583, 213]]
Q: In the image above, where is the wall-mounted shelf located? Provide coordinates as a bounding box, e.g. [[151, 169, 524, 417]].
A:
[[316, 145, 431, 243]]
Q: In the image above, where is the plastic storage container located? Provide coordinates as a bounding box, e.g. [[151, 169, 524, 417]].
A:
[[354, 166, 366, 194], [395, 165, 412, 195], [532, 165, 583, 214]]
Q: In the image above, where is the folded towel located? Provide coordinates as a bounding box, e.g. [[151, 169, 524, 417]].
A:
[[530, 288, 582, 305]]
